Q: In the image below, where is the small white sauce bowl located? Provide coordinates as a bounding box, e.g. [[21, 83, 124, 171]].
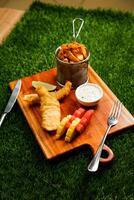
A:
[[75, 83, 103, 106]]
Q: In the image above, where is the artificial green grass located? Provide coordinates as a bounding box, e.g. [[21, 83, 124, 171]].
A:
[[0, 2, 134, 200]]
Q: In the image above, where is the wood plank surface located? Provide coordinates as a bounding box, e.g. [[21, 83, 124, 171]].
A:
[[0, 8, 24, 44], [9, 66, 134, 162]]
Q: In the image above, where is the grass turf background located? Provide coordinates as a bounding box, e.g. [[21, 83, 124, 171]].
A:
[[0, 2, 134, 200]]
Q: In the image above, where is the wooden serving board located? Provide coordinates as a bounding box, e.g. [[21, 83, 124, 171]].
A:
[[9, 66, 134, 162]]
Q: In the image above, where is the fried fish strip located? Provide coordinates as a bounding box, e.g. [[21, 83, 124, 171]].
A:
[[23, 93, 40, 104], [36, 86, 61, 131], [23, 81, 72, 104], [51, 81, 72, 100]]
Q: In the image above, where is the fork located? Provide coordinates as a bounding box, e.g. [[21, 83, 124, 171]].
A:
[[88, 100, 122, 172]]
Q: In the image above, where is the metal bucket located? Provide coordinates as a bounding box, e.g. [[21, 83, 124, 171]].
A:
[[55, 47, 90, 88]]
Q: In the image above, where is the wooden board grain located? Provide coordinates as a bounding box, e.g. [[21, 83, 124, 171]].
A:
[[9, 66, 134, 160]]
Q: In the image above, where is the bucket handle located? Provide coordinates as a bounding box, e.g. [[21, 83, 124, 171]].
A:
[[72, 18, 84, 40]]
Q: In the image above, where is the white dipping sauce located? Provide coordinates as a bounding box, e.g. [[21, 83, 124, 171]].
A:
[[78, 85, 101, 102], [76, 83, 103, 105]]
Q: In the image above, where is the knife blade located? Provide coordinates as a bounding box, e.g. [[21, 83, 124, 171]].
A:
[[0, 80, 21, 127]]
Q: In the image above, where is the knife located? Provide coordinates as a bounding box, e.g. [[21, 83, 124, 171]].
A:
[[0, 80, 22, 127]]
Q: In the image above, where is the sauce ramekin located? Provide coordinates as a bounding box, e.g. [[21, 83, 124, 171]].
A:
[[75, 83, 103, 106]]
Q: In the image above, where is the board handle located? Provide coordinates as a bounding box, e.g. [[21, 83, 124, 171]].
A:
[[99, 144, 114, 163]]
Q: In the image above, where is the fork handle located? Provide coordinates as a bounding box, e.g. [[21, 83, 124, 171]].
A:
[[87, 125, 112, 172], [0, 113, 7, 127]]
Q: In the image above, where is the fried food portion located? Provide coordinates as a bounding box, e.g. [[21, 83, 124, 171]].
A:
[[23, 81, 72, 131], [23, 93, 40, 104], [36, 86, 61, 131], [57, 41, 88, 63], [51, 81, 72, 100], [23, 81, 72, 104]]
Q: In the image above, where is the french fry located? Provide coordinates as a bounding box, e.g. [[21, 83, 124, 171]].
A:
[[80, 44, 87, 58], [76, 54, 84, 61], [66, 50, 80, 62], [63, 58, 69, 62], [58, 49, 64, 60], [58, 42, 87, 63]]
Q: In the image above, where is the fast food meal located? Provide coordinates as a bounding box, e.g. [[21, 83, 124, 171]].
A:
[[23, 81, 72, 131], [56, 42, 90, 88], [23, 81, 72, 104], [23, 80, 94, 141], [36, 86, 61, 131], [57, 41, 88, 63], [52, 81, 72, 100]]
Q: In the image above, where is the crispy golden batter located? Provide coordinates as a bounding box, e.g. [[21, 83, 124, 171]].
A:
[[51, 81, 72, 100], [23, 81, 72, 131], [36, 86, 61, 131], [24, 81, 72, 104], [23, 94, 40, 104]]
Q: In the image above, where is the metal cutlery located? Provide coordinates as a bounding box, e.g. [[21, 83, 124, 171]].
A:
[[88, 100, 122, 172], [0, 80, 21, 127]]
